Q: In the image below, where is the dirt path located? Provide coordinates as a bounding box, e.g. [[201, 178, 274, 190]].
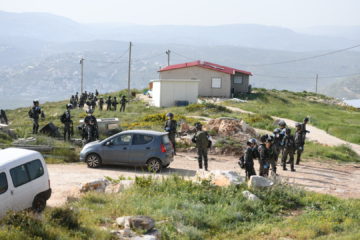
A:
[[47, 153, 360, 207], [225, 105, 360, 155]]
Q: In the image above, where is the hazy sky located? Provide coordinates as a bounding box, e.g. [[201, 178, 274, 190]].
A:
[[1, 0, 359, 28]]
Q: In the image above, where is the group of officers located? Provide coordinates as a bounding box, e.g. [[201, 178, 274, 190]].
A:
[[240, 118, 310, 179]]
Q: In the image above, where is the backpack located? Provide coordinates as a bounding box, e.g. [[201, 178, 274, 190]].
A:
[[60, 113, 67, 124], [28, 109, 34, 118]]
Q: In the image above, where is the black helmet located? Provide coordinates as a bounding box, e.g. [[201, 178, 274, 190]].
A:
[[260, 135, 268, 143], [295, 122, 301, 128], [66, 104, 72, 109], [304, 117, 309, 122], [273, 128, 281, 134], [86, 109, 93, 114], [33, 99, 39, 104], [166, 112, 174, 118], [194, 122, 202, 129], [247, 138, 257, 145]]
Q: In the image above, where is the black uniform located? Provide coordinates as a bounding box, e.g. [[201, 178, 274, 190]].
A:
[[112, 97, 118, 111], [0, 109, 8, 124], [61, 110, 72, 141], [281, 133, 296, 171], [164, 119, 177, 154], [106, 97, 112, 111], [84, 115, 98, 143], [120, 96, 127, 112], [99, 98, 104, 111], [28, 105, 43, 134]]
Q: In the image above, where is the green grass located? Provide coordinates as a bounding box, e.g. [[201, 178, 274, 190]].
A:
[[1, 176, 360, 239], [224, 88, 360, 144]]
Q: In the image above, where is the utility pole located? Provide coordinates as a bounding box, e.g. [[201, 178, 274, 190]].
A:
[[80, 58, 84, 94], [127, 42, 132, 97], [166, 50, 171, 66], [315, 74, 318, 93]]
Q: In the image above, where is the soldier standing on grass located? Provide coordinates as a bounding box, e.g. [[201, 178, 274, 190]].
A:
[[164, 112, 177, 155], [281, 128, 296, 172], [258, 135, 270, 177], [60, 104, 73, 141], [120, 95, 128, 112], [106, 96, 112, 111], [112, 97, 118, 111], [28, 99, 45, 134], [99, 97, 104, 111], [84, 109, 98, 144], [192, 122, 211, 171]]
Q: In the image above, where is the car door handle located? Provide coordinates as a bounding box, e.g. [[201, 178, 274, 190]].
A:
[[146, 147, 151, 150], [123, 147, 127, 150], [10, 190, 13, 195]]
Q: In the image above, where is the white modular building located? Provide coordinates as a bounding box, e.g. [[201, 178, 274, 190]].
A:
[[151, 79, 200, 107]]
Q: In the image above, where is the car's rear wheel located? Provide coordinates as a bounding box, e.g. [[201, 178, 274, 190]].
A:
[[86, 153, 102, 168], [32, 196, 46, 213], [147, 158, 162, 173]]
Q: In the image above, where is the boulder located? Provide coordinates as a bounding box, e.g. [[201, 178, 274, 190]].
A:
[[248, 176, 274, 189], [129, 216, 155, 232], [105, 180, 135, 194], [116, 216, 131, 228], [195, 170, 245, 187], [80, 179, 109, 193], [242, 190, 260, 201]]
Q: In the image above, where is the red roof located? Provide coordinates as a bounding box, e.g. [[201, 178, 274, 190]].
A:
[[159, 60, 252, 76]]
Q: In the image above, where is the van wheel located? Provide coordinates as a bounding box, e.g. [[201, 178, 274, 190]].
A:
[[147, 158, 162, 173], [32, 196, 46, 213], [163, 163, 170, 168], [86, 153, 102, 168]]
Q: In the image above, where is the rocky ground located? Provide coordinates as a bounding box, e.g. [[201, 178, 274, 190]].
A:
[[47, 152, 360, 207]]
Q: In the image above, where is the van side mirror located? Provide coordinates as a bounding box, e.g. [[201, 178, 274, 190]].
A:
[[105, 141, 113, 146]]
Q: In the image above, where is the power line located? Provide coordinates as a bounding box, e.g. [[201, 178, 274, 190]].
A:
[[243, 43, 360, 67], [254, 72, 360, 79]]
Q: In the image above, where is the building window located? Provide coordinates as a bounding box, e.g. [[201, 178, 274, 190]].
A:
[[211, 78, 222, 88], [234, 75, 243, 84]]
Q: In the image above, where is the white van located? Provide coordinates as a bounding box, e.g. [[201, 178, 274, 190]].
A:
[[0, 148, 51, 217]]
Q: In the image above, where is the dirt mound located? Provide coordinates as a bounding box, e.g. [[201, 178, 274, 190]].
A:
[[205, 117, 256, 137]]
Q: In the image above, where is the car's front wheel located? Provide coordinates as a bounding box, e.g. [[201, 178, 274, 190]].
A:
[[86, 153, 102, 168], [147, 158, 162, 173]]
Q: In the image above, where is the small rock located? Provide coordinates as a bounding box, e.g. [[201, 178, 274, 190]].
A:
[[242, 190, 260, 201], [105, 180, 135, 194], [116, 216, 131, 228], [129, 216, 155, 231], [80, 179, 109, 193], [248, 176, 274, 189], [194, 170, 245, 187]]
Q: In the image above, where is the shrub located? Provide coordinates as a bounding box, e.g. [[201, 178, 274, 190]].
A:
[[49, 207, 80, 230]]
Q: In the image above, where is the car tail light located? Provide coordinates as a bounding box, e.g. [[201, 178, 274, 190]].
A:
[[160, 144, 167, 153]]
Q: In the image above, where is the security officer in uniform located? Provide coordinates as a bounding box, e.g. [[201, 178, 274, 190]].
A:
[[164, 112, 177, 154], [112, 97, 118, 111], [281, 128, 296, 172], [295, 123, 305, 165], [99, 97, 104, 111], [28, 99, 44, 134], [106, 96, 112, 111], [84, 109, 98, 144], [272, 128, 282, 164], [60, 104, 73, 141], [239, 138, 257, 180], [258, 135, 270, 177], [192, 122, 211, 171], [120, 95, 128, 112]]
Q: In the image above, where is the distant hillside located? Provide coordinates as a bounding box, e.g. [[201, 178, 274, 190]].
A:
[[322, 76, 360, 99]]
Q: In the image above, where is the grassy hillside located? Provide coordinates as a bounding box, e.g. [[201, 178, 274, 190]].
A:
[[1, 176, 360, 239], [224, 88, 360, 144], [2, 89, 360, 163], [322, 76, 360, 100]]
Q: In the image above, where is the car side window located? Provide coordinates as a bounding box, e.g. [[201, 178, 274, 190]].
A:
[[10, 165, 30, 187], [0, 172, 8, 194], [133, 134, 154, 145], [113, 134, 132, 145], [27, 160, 44, 181], [10, 159, 44, 188]]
